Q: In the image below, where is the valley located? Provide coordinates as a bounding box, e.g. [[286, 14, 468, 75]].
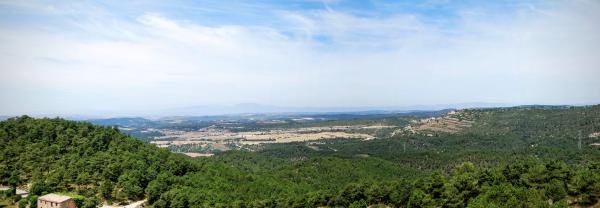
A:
[[1, 105, 599, 207], [97, 111, 439, 155]]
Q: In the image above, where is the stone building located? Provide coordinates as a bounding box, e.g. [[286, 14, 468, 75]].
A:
[[38, 193, 77, 208]]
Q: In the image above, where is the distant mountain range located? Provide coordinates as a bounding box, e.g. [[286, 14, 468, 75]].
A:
[[2, 102, 592, 121], [148, 102, 514, 117], [86, 117, 157, 127]]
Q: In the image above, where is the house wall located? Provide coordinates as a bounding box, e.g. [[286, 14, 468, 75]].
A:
[[37, 199, 77, 208]]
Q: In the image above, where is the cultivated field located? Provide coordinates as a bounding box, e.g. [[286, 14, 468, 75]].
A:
[[149, 125, 396, 154]]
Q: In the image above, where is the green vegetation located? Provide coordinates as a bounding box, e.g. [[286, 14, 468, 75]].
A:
[[1, 105, 599, 207], [258, 105, 600, 171], [0, 116, 197, 207]]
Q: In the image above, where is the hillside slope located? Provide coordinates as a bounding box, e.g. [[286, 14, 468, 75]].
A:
[[1, 106, 599, 207], [0, 116, 198, 206]]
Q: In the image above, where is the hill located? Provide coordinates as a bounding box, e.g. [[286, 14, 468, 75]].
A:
[[0, 106, 599, 207]]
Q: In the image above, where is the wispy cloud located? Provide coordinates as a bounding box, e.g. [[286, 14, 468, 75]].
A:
[[0, 0, 599, 115]]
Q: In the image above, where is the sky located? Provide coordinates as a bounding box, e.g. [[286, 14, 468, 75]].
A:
[[0, 0, 599, 116]]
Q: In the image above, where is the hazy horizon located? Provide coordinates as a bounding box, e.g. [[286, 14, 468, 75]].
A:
[[1, 0, 599, 116], [2, 102, 598, 119]]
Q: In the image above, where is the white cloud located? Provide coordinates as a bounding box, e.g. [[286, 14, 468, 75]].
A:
[[0, 0, 599, 115]]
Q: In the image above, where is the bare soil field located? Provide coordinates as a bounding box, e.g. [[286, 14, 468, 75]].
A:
[[239, 131, 373, 144], [149, 125, 392, 150], [181, 153, 214, 157]]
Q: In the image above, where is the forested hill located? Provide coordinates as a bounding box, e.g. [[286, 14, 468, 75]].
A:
[[0, 116, 198, 207], [1, 106, 600, 207]]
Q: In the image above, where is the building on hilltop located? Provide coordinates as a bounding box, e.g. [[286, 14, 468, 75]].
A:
[[38, 193, 77, 208]]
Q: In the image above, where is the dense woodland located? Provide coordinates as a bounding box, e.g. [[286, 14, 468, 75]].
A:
[[1, 105, 600, 207]]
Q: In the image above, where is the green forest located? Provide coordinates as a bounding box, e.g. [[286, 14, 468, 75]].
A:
[[1, 105, 600, 207]]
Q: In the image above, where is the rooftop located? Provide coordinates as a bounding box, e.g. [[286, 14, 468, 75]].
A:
[[16, 189, 28, 195], [39, 194, 72, 203]]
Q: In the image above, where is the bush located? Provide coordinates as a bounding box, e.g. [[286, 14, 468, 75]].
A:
[[28, 195, 39, 208], [30, 181, 50, 196], [82, 197, 100, 208], [18, 198, 28, 208]]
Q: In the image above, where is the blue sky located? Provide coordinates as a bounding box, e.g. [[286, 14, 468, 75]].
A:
[[0, 0, 599, 116]]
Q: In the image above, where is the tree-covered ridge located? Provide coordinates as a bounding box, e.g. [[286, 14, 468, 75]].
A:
[[0, 105, 599, 207], [0, 116, 198, 206], [258, 105, 600, 171], [465, 105, 600, 139]]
